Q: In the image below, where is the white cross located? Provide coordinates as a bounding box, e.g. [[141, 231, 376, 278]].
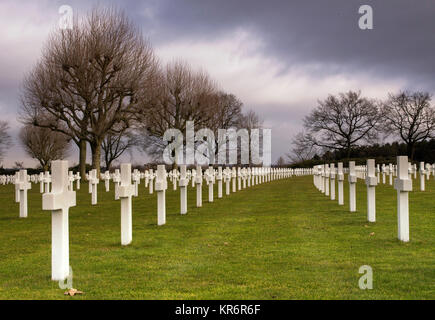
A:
[[195, 165, 203, 207], [149, 169, 155, 194], [348, 161, 357, 212], [419, 162, 426, 191], [132, 169, 140, 197], [104, 171, 111, 192], [68, 171, 74, 191], [172, 169, 179, 191], [155, 165, 167, 225], [232, 167, 237, 192], [394, 156, 412, 242], [179, 165, 188, 215], [223, 167, 231, 195], [216, 166, 223, 198], [89, 169, 99, 205], [205, 166, 215, 202], [191, 169, 196, 188], [144, 170, 150, 188], [42, 160, 76, 281], [75, 172, 81, 190], [337, 162, 344, 205], [113, 169, 121, 200], [365, 159, 377, 222], [14, 171, 20, 203], [118, 164, 135, 245], [44, 171, 51, 193], [18, 170, 31, 218]]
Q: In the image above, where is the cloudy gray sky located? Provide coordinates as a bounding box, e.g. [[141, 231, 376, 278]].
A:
[[1, 0, 434, 167]]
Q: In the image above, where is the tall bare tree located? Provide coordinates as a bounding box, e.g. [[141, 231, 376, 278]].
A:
[[303, 91, 381, 159], [0, 121, 12, 164], [19, 124, 70, 171], [275, 156, 286, 166], [287, 131, 318, 164], [136, 61, 219, 162], [101, 128, 138, 170], [20, 7, 158, 176], [382, 91, 435, 160]]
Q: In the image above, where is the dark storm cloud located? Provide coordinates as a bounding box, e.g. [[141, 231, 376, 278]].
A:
[[150, 0, 435, 90], [1, 0, 434, 165]]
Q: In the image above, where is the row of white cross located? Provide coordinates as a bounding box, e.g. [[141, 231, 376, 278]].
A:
[[8, 161, 307, 281], [312, 157, 434, 243]]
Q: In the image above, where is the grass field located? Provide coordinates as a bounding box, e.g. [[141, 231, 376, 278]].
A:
[[0, 174, 434, 299]]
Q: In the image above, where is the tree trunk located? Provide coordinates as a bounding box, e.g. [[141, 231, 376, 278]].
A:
[[106, 159, 112, 171], [79, 139, 87, 178], [91, 139, 102, 177], [42, 161, 49, 172], [346, 144, 351, 162], [407, 142, 415, 161]]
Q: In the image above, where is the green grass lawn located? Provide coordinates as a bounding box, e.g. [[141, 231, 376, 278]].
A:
[[0, 174, 434, 299]]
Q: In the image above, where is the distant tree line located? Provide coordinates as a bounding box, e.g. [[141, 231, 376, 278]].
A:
[[288, 90, 435, 166]]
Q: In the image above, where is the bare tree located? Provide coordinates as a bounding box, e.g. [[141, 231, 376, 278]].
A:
[[275, 156, 286, 166], [20, 7, 158, 176], [14, 162, 24, 170], [287, 131, 318, 164], [382, 91, 435, 160], [238, 109, 263, 132], [303, 91, 380, 160], [136, 61, 219, 162], [101, 128, 138, 170], [0, 121, 12, 163], [19, 124, 70, 171]]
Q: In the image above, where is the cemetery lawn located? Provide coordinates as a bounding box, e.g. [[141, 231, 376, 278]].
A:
[[0, 176, 434, 300]]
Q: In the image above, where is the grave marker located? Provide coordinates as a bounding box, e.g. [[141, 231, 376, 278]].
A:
[[42, 160, 76, 281], [103, 171, 111, 192], [149, 169, 154, 194], [365, 159, 377, 222], [179, 165, 188, 214], [394, 156, 412, 242], [330, 163, 336, 201], [348, 161, 357, 212], [205, 166, 215, 202], [118, 164, 134, 245], [89, 169, 99, 205], [337, 162, 344, 205], [419, 162, 425, 191], [217, 166, 223, 198], [18, 170, 31, 218], [113, 169, 121, 200], [155, 165, 167, 226], [196, 165, 203, 207], [75, 172, 81, 190], [232, 167, 237, 192]]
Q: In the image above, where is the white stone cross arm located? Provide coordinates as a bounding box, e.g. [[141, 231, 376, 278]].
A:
[[394, 157, 412, 192], [179, 165, 188, 187], [43, 161, 76, 211], [18, 170, 32, 191], [155, 166, 168, 191], [118, 164, 135, 198]]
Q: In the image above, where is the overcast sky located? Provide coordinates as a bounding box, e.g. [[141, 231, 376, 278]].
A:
[[1, 0, 434, 167]]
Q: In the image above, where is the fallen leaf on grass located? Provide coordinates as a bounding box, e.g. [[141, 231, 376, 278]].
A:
[[64, 288, 84, 296]]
